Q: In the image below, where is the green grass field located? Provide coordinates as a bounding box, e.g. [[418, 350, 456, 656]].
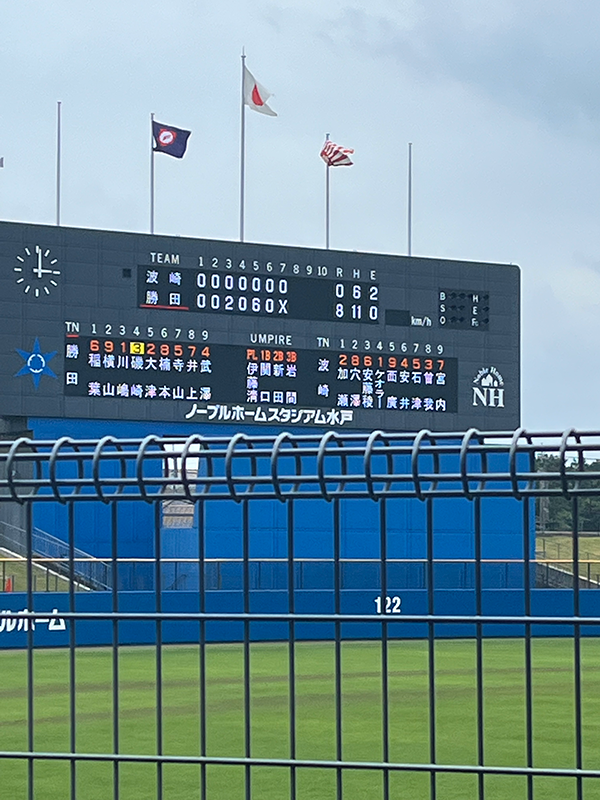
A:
[[2, 638, 600, 799]]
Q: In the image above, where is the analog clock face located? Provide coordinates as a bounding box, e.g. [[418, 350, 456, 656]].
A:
[[13, 245, 61, 297]]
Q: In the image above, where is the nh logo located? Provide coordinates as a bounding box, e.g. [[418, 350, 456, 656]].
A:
[[472, 386, 505, 408]]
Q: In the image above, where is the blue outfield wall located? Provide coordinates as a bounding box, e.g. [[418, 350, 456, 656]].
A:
[[0, 589, 599, 649], [29, 418, 533, 577], [29, 491, 531, 595], [0, 417, 544, 648]]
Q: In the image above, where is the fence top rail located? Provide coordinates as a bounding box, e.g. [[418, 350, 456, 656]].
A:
[[2, 427, 600, 503], [0, 555, 591, 564]]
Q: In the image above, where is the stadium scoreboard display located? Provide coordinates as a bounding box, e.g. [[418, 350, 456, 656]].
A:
[[0, 222, 520, 431]]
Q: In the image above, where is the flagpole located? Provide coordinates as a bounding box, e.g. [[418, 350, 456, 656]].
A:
[[56, 101, 62, 226], [325, 133, 330, 249], [240, 49, 246, 242], [150, 113, 155, 234], [325, 166, 330, 250], [407, 142, 412, 256]]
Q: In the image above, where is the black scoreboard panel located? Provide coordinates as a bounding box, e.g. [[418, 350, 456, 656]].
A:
[[0, 222, 520, 431]]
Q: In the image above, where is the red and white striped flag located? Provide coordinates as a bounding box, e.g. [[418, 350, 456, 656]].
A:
[[320, 140, 354, 167], [243, 66, 277, 117]]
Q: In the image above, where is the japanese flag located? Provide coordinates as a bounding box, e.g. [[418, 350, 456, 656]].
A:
[[243, 66, 277, 117]]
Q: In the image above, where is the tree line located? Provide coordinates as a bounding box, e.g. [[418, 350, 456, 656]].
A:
[[536, 455, 600, 532]]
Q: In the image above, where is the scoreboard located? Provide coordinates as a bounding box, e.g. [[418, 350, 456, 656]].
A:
[[0, 222, 520, 431]]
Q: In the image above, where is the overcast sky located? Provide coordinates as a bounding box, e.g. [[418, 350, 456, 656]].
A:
[[1, 1, 598, 432]]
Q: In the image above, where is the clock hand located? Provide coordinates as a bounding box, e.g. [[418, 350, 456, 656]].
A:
[[35, 246, 43, 279]]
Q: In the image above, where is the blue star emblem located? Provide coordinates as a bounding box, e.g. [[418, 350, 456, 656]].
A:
[[15, 338, 58, 389]]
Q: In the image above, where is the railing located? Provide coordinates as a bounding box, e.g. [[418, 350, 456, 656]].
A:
[[2, 555, 600, 592], [0, 519, 111, 590], [0, 427, 600, 501]]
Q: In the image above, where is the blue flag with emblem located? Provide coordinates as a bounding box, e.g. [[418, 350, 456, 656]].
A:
[[152, 121, 191, 158]]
